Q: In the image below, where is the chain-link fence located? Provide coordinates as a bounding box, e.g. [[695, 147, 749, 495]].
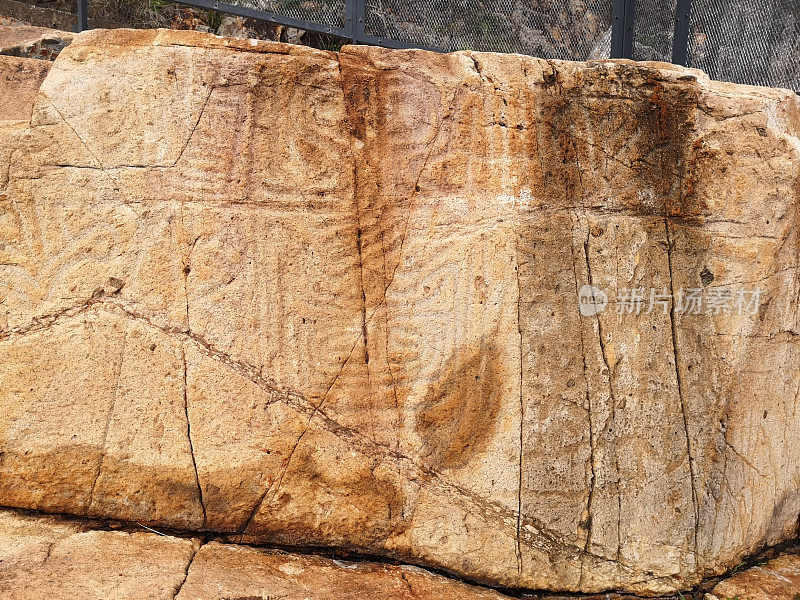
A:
[[76, 0, 800, 91], [246, 0, 346, 28], [88, 0, 348, 30], [632, 0, 677, 62], [362, 0, 613, 58], [687, 0, 800, 89]]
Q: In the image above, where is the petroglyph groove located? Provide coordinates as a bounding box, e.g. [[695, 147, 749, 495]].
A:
[[0, 296, 638, 573]]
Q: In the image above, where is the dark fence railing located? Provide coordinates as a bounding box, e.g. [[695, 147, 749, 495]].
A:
[[74, 0, 800, 91]]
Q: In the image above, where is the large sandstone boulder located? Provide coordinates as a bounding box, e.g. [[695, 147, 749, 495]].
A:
[[0, 27, 798, 596]]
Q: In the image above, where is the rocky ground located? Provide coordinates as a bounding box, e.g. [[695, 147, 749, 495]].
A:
[[0, 21, 73, 57], [0, 507, 798, 598]]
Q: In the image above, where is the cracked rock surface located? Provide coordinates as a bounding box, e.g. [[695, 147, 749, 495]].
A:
[[0, 27, 799, 596]]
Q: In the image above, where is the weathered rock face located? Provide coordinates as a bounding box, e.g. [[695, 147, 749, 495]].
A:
[[0, 27, 798, 596]]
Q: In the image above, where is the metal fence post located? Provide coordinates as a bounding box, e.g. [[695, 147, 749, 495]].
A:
[[671, 0, 693, 65], [345, 0, 355, 42], [346, 0, 365, 44], [76, 0, 88, 32], [611, 0, 635, 59]]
